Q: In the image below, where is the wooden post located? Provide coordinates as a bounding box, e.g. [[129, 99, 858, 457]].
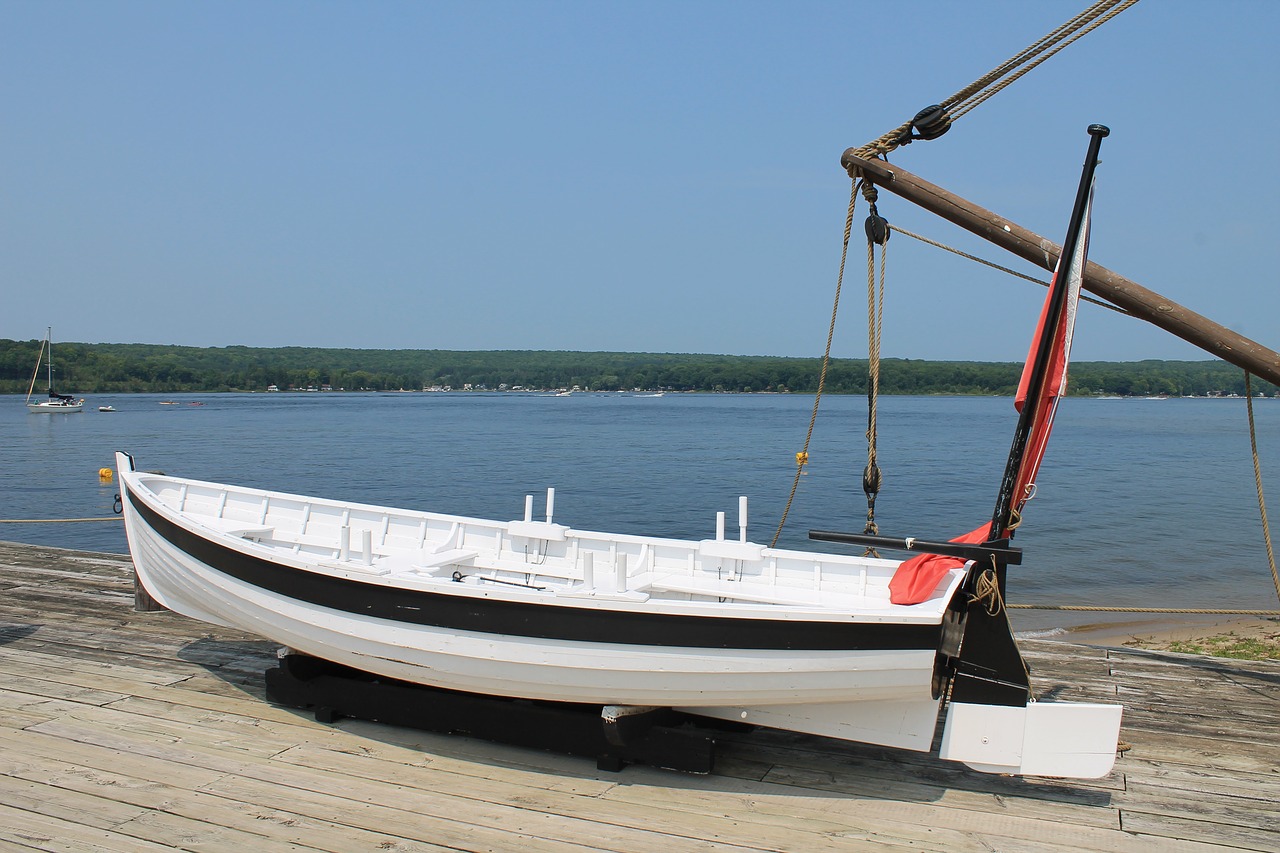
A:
[[841, 151, 1280, 388]]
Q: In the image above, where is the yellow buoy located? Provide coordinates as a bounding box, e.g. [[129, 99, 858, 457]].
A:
[[98, 468, 113, 482]]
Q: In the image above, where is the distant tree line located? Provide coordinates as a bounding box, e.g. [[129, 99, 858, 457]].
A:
[[0, 338, 1274, 397]]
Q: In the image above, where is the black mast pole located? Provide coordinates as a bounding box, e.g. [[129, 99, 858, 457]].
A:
[[989, 124, 1109, 541]]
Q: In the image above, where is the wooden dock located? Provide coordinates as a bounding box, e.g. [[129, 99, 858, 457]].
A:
[[0, 540, 1275, 852]]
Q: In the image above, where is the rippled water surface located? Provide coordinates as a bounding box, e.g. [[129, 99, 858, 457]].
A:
[[5, 391, 1278, 630]]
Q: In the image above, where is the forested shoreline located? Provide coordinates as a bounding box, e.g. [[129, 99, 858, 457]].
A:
[[1, 338, 1273, 397]]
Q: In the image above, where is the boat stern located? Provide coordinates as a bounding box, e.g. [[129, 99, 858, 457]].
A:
[[930, 570, 1123, 778]]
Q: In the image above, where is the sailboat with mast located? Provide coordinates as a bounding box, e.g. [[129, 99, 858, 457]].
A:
[[25, 327, 84, 414], [115, 127, 1124, 779]]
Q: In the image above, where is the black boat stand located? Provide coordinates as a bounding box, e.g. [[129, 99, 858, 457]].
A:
[[265, 652, 721, 774]]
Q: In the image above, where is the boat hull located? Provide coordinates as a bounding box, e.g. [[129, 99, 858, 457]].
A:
[[116, 452, 1123, 774], [26, 401, 83, 413], [122, 485, 941, 710]]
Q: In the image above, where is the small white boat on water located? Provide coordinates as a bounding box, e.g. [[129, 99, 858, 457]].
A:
[[25, 327, 84, 414]]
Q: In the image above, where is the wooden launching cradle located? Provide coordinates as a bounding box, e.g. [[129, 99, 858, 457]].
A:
[[0, 539, 1275, 852]]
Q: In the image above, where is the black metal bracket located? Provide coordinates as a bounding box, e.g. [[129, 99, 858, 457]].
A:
[[808, 530, 1022, 565]]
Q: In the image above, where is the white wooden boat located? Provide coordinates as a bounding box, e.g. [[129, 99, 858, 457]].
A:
[[116, 127, 1126, 779], [116, 451, 1121, 778], [25, 327, 84, 413]]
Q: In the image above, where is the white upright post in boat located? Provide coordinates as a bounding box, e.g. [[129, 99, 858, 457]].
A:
[[614, 553, 627, 594], [582, 551, 595, 589], [524, 495, 534, 523], [339, 526, 350, 561], [359, 529, 372, 566], [716, 511, 726, 541], [546, 488, 555, 523], [739, 496, 748, 542]]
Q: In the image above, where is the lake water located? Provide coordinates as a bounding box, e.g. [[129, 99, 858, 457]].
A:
[[5, 391, 1278, 633]]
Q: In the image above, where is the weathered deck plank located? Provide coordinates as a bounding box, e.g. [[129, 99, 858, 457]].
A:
[[0, 540, 1276, 852]]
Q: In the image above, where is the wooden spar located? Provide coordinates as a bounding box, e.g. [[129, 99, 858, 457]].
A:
[[841, 151, 1280, 388]]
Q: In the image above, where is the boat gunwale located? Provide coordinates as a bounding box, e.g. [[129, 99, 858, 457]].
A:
[[131, 468, 912, 572], [121, 468, 950, 651], [125, 467, 960, 619]]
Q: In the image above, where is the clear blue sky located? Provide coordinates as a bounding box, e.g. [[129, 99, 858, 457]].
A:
[[3, 1, 1276, 362]]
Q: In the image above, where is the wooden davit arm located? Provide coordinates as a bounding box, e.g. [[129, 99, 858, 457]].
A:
[[842, 152, 1280, 388]]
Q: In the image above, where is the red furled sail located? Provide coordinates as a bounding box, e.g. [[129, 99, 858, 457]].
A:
[[888, 154, 1100, 606], [1009, 188, 1094, 522]]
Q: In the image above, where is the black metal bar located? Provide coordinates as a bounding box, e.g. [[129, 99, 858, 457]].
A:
[[990, 124, 1109, 538], [808, 530, 1022, 565]]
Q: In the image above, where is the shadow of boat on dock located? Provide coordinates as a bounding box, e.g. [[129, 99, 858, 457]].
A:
[[172, 634, 1119, 810], [0, 622, 42, 646]]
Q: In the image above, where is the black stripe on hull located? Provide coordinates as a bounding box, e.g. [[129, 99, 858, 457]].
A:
[[127, 486, 941, 652]]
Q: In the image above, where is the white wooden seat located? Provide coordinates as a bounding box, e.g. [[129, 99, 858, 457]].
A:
[[195, 516, 274, 540], [379, 548, 479, 575]]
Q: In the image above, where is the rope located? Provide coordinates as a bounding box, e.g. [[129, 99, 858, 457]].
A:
[[891, 225, 1128, 315], [971, 565, 1004, 617], [861, 184, 887, 553], [946, 0, 1139, 122], [1245, 372, 1280, 606], [770, 179, 859, 548], [970, 563, 1036, 697], [0, 517, 123, 524], [850, 0, 1141, 160], [1008, 605, 1280, 615], [1011, 379, 1280, 617]]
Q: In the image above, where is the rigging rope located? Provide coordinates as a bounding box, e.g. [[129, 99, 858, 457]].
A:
[[891, 225, 1129, 315], [1012, 376, 1280, 616], [1007, 605, 1280, 615], [769, 179, 860, 549], [850, 0, 1141, 161], [1245, 372, 1280, 606], [861, 183, 888, 552], [775, 0, 1276, 621], [0, 517, 122, 524]]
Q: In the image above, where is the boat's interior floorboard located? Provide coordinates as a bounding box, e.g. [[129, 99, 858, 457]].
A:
[[0, 539, 1275, 853]]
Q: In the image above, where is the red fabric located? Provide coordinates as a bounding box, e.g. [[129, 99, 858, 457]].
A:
[[1014, 270, 1066, 414], [1009, 192, 1092, 521], [888, 522, 992, 605]]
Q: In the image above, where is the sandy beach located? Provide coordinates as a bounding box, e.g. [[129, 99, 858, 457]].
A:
[[1054, 613, 1280, 657]]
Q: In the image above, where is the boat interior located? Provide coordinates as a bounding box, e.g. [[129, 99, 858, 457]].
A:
[[134, 472, 960, 620]]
